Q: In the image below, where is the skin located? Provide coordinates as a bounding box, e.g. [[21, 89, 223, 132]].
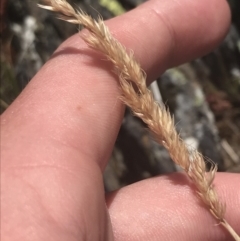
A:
[[1, 0, 239, 240]]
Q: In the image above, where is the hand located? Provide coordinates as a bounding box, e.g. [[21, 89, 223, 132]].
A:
[[1, 0, 239, 240]]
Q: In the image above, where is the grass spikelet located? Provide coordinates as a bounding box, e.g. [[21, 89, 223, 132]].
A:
[[39, 1, 240, 240]]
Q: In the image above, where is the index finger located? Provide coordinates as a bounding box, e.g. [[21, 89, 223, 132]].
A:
[[1, 0, 230, 172]]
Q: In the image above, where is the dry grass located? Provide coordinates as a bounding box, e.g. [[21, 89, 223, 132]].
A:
[[39, 0, 240, 240]]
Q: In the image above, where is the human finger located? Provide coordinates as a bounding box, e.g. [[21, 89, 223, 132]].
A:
[[1, 0, 230, 171], [107, 173, 240, 241]]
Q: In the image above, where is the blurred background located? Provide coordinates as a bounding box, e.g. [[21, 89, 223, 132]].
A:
[[1, 0, 240, 191]]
